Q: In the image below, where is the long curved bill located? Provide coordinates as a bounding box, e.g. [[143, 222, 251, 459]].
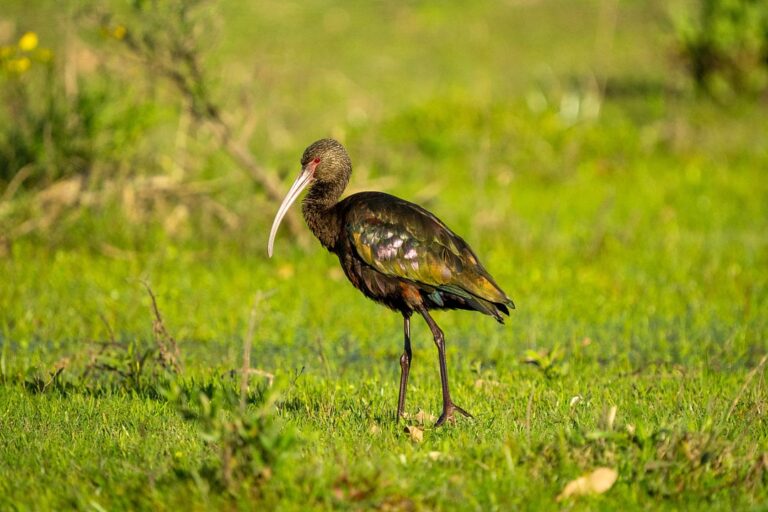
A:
[[267, 166, 314, 257]]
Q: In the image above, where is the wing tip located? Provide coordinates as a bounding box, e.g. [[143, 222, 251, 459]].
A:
[[493, 298, 515, 324]]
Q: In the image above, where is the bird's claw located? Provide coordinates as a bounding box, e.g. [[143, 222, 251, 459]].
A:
[[435, 402, 473, 427]]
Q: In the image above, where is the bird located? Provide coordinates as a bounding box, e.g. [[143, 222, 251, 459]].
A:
[[268, 139, 514, 426]]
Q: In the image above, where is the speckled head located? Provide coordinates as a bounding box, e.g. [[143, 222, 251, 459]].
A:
[[268, 138, 352, 257], [300, 138, 352, 186]]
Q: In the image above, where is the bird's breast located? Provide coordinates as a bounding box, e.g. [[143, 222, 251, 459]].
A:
[[334, 240, 415, 314]]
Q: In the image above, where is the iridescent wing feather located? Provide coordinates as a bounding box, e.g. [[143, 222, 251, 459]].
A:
[[340, 192, 513, 315]]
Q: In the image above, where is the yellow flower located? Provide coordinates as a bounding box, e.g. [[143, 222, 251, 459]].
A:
[[7, 57, 31, 74], [18, 32, 38, 52], [113, 24, 127, 40]]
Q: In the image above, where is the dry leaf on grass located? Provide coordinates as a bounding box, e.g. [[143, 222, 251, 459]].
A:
[[38, 177, 83, 206], [427, 451, 442, 461], [556, 467, 618, 501], [404, 425, 423, 443], [602, 405, 617, 430], [403, 409, 436, 425], [474, 378, 501, 390], [413, 409, 436, 424]]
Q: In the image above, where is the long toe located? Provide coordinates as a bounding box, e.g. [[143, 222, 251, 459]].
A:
[[435, 402, 474, 427]]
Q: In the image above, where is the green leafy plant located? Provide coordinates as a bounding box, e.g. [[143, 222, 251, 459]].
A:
[[169, 379, 295, 493], [523, 345, 568, 379], [0, 31, 95, 187], [673, 0, 768, 96], [82, 283, 182, 394]]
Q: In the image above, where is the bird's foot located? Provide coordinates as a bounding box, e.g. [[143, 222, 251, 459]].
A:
[[435, 402, 473, 427]]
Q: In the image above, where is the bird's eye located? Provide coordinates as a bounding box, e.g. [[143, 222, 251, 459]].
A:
[[313, 158, 320, 164]]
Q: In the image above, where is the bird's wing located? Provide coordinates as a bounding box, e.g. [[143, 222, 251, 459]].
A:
[[342, 193, 510, 304]]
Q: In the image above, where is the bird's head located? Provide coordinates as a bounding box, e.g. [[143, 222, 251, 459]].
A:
[[268, 139, 352, 257], [300, 138, 351, 185]]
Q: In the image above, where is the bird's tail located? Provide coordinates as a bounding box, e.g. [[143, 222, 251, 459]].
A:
[[439, 284, 514, 324]]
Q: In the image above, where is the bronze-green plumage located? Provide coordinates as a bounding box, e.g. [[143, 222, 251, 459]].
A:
[[268, 139, 515, 426]]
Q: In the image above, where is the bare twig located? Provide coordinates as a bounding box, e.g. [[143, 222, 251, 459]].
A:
[[141, 280, 182, 373], [98, 312, 117, 344], [525, 387, 535, 444], [592, 0, 619, 99], [240, 295, 260, 411], [240, 291, 276, 409], [313, 336, 330, 376], [110, 4, 304, 237], [0, 164, 34, 203], [726, 353, 768, 421], [42, 359, 69, 393], [292, 366, 305, 387], [245, 368, 275, 387]]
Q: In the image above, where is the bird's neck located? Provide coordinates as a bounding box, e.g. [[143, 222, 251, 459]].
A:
[[302, 182, 344, 251]]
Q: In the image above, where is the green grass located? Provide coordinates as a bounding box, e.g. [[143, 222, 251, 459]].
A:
[[1, 0, 768, 510]]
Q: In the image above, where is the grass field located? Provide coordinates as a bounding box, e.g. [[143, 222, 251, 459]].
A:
[[1, 1, 767, 510]]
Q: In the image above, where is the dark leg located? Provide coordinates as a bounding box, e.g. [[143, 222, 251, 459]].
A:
[[397, 314, 412, 421], [417, 306, 473, 426]]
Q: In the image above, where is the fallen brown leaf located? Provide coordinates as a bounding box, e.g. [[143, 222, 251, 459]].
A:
[[427, 451, 442, 461], [474, 378, 501, 390], [403, 409, 437, 424], [556, 467, 618, 501], [404, 425, 424, 443], [412, 409, 436, 424]]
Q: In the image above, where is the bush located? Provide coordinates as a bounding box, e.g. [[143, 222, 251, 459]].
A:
[[673, 0, 768, 97], [0, 28, 159, 191], [0, 32, 93, 187]]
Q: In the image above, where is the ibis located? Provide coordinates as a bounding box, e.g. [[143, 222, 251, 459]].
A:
[[268, 139, 514, 426]]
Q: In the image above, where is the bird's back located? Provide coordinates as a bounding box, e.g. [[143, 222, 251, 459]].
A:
[[334, 191, 514, 321]]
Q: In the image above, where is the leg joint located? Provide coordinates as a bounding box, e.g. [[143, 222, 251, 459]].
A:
[[432, 329, 445, 348]]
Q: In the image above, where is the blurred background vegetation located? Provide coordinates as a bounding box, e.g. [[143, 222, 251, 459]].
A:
[[1, 0, 765, 254], [1, 1, 767, 509], [1, 0, 766, 358]]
